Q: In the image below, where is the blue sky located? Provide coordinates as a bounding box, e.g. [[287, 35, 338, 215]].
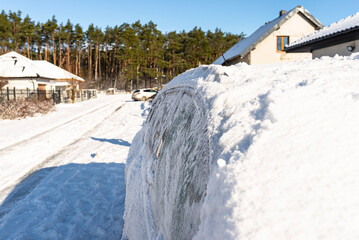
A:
[[1, 0, 358, 36]]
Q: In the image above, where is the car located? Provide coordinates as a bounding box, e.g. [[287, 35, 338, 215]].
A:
[[131, 88, 158, 101]]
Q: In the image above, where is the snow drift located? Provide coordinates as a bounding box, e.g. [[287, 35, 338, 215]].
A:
[[123, 54, 359, 240]]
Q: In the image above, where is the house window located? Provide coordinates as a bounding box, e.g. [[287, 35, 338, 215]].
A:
[[277, 36, 289, 51]]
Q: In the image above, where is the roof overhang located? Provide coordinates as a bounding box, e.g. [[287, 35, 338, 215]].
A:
[[285, 27, 359, 53], [55, 78, 85, 82]]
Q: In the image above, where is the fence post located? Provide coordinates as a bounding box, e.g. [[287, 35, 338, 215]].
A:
[[27, 88, 29, 98], [13, 87, 16, 101], [58, 90, 61, 103], [37, 88, 39, 101], [7, 87, 9, 101]]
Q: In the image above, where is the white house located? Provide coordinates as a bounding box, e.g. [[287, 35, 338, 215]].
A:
[[285, 11, 359, 58], [0, 51, 84, 91], [213, 5, 323, 66]]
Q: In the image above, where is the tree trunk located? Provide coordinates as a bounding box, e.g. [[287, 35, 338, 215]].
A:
[[60, 56, 66, 67], [29, 37, 33, 59], [37, 40, 42, 60], [45, 42, 48, 61], [67, 37, 70, 71], [13, 22, 18, 52], [98, 46, 101, 86], [88, 43, 92, 80], [26, 39, 30, 58], [110, 48, 116, 88], [59, 39, 62, 67], [52, 33, 56, 65], [75, 46, 78, 75], [78, 44, 81, 76], [136, 65, 140, 90], [95, 44, 98, 81]]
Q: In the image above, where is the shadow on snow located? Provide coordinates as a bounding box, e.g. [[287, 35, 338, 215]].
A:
[[90, 137, 131, 147], [0, 162, 126, 240]]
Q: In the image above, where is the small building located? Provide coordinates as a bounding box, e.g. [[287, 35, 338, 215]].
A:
[[285, 12, 359, 58], [0, 51, 84, 92], [213, 5, 323, 66]]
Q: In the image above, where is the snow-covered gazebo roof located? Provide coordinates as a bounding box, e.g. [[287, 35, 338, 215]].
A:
[[213, 5, 323, 65], [0, 51, 84, 81]]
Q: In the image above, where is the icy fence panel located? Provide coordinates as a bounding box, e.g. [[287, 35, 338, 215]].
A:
[[0, 88, 97, 104]]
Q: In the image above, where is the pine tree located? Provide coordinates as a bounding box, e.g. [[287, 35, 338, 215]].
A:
[[86, 24, 95, 83], [63, 19, 73, 71], [43, 16, 58, 64], [0, 11, 12, 53], [21, 15, 35, 58], [33, 22, 43, 60], [8, 10, 22, 52], [74, 24, 84, 76]]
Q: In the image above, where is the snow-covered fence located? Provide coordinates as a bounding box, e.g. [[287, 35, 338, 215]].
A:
[[75, 89, 98, 102], [0, 87, 61, 103], [0, 87, 97, 104]]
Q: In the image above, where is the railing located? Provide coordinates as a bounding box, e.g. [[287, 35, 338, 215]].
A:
[[0, 87, 97, 104]]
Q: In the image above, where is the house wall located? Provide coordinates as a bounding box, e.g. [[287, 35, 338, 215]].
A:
[[241, 53, 251, 65], [251, 13, 316, 64], [312, 39, 359, 58], [226, 52, 251, 65], [1, 78, 55, 90], [1, 79, 38, 90]]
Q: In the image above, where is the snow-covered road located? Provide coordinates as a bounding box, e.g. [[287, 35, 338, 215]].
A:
[[0, 94, 148, 239]]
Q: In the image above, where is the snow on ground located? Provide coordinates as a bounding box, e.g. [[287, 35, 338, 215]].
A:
[[124, 54, 359, 239], [0, 94, 149, 239]]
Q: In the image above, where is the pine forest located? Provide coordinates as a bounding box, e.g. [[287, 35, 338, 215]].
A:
[[0, 10, 244, 91]]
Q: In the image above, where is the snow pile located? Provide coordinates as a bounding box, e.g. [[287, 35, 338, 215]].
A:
[[123, 53, 359, 239]]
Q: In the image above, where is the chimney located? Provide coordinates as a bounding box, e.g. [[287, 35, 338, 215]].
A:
[[279, 10, 287, 16]]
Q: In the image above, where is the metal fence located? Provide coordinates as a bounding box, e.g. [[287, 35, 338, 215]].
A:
[[0, 87, 97, 104]]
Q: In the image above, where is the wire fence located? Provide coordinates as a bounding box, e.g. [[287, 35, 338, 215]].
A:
[[0, 87, 97, 104]]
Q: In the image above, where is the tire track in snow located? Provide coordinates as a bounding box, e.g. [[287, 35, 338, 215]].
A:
[[0, 102, 125, 202], [34, 104, 124, 169], [0, 104, 125, 210], [0, 101, 118, 153]]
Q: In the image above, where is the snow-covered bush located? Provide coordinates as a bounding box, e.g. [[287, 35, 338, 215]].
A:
[[0, 100, 55, 120]]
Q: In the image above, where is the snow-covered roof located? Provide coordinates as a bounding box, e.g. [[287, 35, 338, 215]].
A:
[[213, 5, 323, 65], [287, 11, 359, 49], [0, 52, 39, 78], [33, 60, 84, 81], [0, 51, 84, 81]]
